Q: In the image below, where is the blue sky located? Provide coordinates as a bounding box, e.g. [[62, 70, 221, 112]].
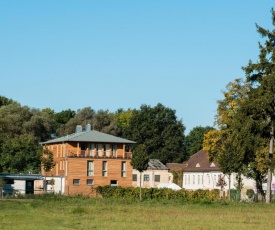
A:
[[1, 1, 274, 134]]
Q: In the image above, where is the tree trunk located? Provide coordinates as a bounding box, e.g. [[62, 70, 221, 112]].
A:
[[139, 172, 142, 201], [266, 126, 274, 203], [228, 174, 231, 201]]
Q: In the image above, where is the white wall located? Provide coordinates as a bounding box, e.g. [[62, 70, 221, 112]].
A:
[[44, 176, 65, 194], [182, 171, 255, 196], [132, 169, 172, 188]]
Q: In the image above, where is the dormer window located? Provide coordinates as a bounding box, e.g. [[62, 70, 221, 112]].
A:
[[195, 163, 201, 167], [210, 162, 215, 167]]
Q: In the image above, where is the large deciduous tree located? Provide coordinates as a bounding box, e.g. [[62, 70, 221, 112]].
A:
[[0, 134, 42, 173], [0, 102, 53, 173], [203, 79, 253, 198], [125, 103, 186, 163], [203, 79, 249, 167]]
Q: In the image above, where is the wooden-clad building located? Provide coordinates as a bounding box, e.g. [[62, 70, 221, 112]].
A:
[[41, 125, 135, 196]]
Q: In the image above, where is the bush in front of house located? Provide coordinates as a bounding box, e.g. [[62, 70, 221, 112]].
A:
[[246, 189, 254, 199], [95, 186, 220, 202]]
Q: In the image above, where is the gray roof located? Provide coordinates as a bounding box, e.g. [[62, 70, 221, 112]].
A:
[[0, 174, 43, 180], [147, 159, 168, 170], [41, 130, 136, 145]]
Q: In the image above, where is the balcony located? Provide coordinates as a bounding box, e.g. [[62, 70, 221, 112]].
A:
[[67, 150, 132, 159]]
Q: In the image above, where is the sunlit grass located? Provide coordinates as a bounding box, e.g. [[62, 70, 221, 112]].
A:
[[0, 196, 275, 229]]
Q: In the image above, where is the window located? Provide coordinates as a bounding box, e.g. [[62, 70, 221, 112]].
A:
[[185, 175, 187, 185], [210, 162, 216, 167], [193, 175, 195, 184], [113, 144, 117, 156], [207, 174, 210, 184], [102, 161, 108, 177], [87, 179, 94, 186], [73, 179, 80, 185], [196, 163, 201, 167], [87, 161, 94, 176], [154, 175, 160, 182], [81, 143, 87, 150], [132, 174, 137, 181], [188, 175, 190, 184], [121, 162, 126, 177], [198, 175, 200, 185], [143, 174, 149, 181], [110, 180, 118, 186], [5, 179, 14, 184], [98, 144, 102, 156]]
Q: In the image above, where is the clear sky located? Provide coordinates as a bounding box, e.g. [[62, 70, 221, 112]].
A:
[[1, 1, 274, 134]]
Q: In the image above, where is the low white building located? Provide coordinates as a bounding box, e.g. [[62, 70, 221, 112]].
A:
[[132, 159, 173, 188], [182, 150, 256, 199], [0, 174, 43, 195]]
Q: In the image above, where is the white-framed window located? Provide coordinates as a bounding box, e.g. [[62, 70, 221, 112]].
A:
[[87, 161, 94, 176], [102, 161, 108, 177], [193, 175, 195, 184], [73, 179, 80, 185], [143, 174, 149, 181], [87, 179, 94, 186], [185, 175, 187, 185], [121, 162, 126, 177], [188, 175, 190, 184], [198, 175, 200, 185]]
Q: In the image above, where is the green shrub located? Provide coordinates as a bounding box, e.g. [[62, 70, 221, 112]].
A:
[[96, 186, 220, 202], [246, 189, 254, 199]]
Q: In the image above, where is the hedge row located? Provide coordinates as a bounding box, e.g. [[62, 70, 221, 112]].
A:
[[96, 186, 220, 201]]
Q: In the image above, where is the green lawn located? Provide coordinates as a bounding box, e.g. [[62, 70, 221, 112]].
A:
[[0, 196, 275, 230]]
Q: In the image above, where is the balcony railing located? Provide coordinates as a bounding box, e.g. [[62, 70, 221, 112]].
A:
[[67, 150, 132, 159]]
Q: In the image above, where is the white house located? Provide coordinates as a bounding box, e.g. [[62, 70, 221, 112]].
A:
[[132, 159, 173, 188], [182, 150, 256, 199]]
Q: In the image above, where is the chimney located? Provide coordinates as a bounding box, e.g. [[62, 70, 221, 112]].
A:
[[86, 124, 91, 132], [75, 125, 83, 133]]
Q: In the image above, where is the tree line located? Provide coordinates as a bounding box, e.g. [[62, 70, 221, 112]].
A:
[[0, 97, 211, 174]]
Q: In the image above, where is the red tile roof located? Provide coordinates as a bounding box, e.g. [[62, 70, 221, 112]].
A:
[[184, 149, 220, 172]]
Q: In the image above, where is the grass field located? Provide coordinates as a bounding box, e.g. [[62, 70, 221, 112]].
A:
[[1, 196, 275, 230]]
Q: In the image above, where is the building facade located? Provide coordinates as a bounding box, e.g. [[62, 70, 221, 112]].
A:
[[182, 150, 255, 198], [132, 159, 172, 188], [41, 125, 135, 196]]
